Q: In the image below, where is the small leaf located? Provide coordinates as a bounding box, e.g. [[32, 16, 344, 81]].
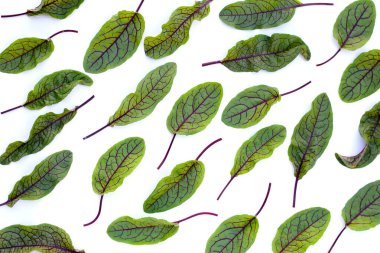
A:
[[272, 207, 331, 253], [206, 214, 259, 253], [336, 101, 380, 168], [28, 0, 84, 19], [144, 0, 211, 59], [0, 96, 93, 165], [288, 93, 333, 207], [167, 82, 223, 135], [83, 8, 145, 73], [1, 150, 73, 208], [107, 216, 179, 245], [222, 85, 280, 128], [202, 33, 310, 72], [0, 223, 84, 252], [339, 49, 380, 102], [144, 160, 205, 213]]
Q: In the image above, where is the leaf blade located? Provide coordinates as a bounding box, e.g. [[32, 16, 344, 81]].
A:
[[28, 0, 85, 19]]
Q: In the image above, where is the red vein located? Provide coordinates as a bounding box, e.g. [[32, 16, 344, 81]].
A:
[[157, 134, 177, 170], [83, 195, 104, 227], [196, 138, 222, 160], [173, 212, 218, 224]]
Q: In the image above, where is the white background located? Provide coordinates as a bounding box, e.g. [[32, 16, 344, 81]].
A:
[[0, 0, 379, 252]]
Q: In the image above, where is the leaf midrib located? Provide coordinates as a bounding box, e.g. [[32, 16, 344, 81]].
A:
[[220, 2, 299, 18], [223, 49, 292, 64]]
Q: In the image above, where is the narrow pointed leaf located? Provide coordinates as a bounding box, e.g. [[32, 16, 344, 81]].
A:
[[336, 101, 380, 168], [2, 150, 72, 207], [232, 125, 286, 176], [144, 160, 204, 213], [339, 49, 380, 102], [288, 93, 333, 179], [0, 38, 54, 74], [222, 85, 280, 128], [107, 216, 178, 245], [206, 214, 259, 253], [27, 0, 84, 19], [342, 180, 380, 231], [0, 223, 84, 252], [144, 0, 211, 59], [83, 10, 145, 73], [92, 137, 145, 195], [220, 34, 310, 72], [272, 207, 331, 253], [109, 62, 177, 126], [167, 82, 223, 135]]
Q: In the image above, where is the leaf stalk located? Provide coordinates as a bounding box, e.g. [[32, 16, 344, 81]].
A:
[[136, 0, 145, 12], [157, 134, 177, 170], [217, 172, 238, 201], [173, 212, 218, 224], [48, 30, 78, 40], [196, 138, 222, 160], [316, 48, 342, 66], [280, 81, 312, 97], [1, 105, 24, 115], [75, 95, 94, 111], [255, 183, 272, 216], [83, 195, 104, 227], [327, 226, 347, 253], [1, 11, 29, 18], [202, 60, 222, 67]]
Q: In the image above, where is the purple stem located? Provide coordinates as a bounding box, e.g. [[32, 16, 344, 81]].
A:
[[255, 183, 272, 216], [280, 81, 312, 97], [83, 195, 104, 227], [136, 0, 145, 12], [292, 176, 299, 208], [83, 123, 111, 140], [1, 11, 29, 18], [1, 105, 24, 115], [202, 60, 222, 67], [157, 134, 177, 170], [328, 226, 347, 253], [48, 30, 78, 40], [316, 48, 342, 67], [217, 173, 237, 201], [173, 212, 218, 224], [75, 95, 94, 111], [196, 138, 222, 160]]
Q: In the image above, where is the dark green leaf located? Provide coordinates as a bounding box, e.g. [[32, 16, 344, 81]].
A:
[[339, 49, 380, 102], [144, 160, 204, 213], [205, 214, 259, 253], [1, 150, 72, 207], [0, 223, 84, 252], [167, 82, 223, 135], [83, 10, 145, 73], [272, 207, 331, 253], [336, 101, 380, 168], [144, 0, 211, 59], [28, 0, 84, 19], [107, 216, 178, 245], [222, 85, 280, 128]]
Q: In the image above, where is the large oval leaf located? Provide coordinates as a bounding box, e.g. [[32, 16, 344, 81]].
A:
[[336, 101, 380, 168], [27, 0, 85, 19], [222, 85, 280, 128], [107, 216, 179, 245], [1, 150, 73, 208], [167, 82, 223, 135], [339, 49, 380, 102], [272, 207, 331, 253], [144, 160, 204, 213], [0, 38, 54, 74], [144, 0, 211, 59], [83, 10, 145, 74], [206, 214, 259, 253]]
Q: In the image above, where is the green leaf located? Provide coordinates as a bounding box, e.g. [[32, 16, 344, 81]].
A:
[[288, 93, 333, 179], [144, 0, 211, 59], [222, 85, 280, 128], [0, 223, 84, 252], [0, 38, 54, 74], [231, 125, 286, 176], [27, 0, 85, 19], [334, 0, 376, 51], [144, 160, 205, 213], [83, 10, 145, 73], [339, 49, 380, 102], [205, 214, 259, 253], [342, 180, 380, 231], [92, 137, 145, 195], [110, 62, 177, 126], [167, 82, 223, 135], [107, 216, 179, 245], [336, 101, 380, 168], [272, 207, 331, 253], [219, 0, 300, 30], [1, 150, 73, 207]]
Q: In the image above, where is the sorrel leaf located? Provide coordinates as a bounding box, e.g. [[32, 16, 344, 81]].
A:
[[328, 180, 380, 252], [202, 33, 311, 72], [144, 0, 212, 59], [219, 0, 333, 30], [83, 62, 176, 139], [222, 81, 311, 128], [217, 125, 285, 200], [84, 137, 145, 226], [107, 216, 179, 245], [83, 1, 145, 74], [0, 30, 77, 74], [289, 93, 333, 207], [317, 0, 376, 66], [272, 207, 330, 253], [0, 223, 84, 252], [0, 96, 93, 165], [336, 101, 380, 168], [0, 150, 73, 208], [339, 49, 380, 102]]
